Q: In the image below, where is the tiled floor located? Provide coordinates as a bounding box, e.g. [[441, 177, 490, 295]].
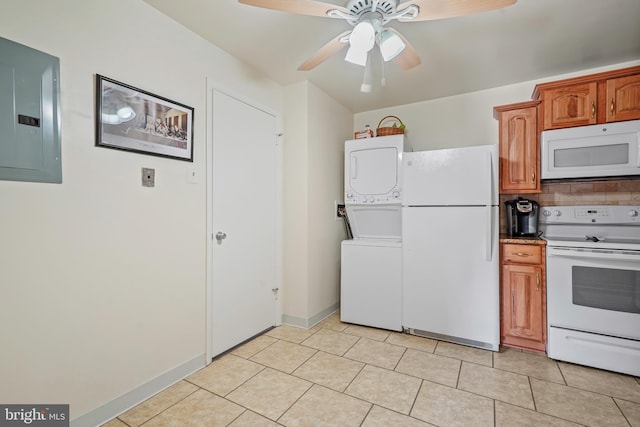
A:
[[103, 312, 640, 426]]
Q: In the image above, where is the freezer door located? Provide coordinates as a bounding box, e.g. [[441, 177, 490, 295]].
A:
[[403, 145, 498, 206], [402, 206, 499, 350]]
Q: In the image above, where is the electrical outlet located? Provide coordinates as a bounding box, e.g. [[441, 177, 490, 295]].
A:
[[335, 201, 346, 220], [142, 168, 155, 187]]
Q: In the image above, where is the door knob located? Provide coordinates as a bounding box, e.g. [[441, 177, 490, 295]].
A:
[[215, 231, 227, 241]]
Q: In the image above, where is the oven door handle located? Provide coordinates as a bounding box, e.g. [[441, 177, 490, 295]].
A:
[[548, 247, 640, 262]]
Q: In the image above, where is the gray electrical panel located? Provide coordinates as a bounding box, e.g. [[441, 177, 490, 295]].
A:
[[0, 37, 61, 183]]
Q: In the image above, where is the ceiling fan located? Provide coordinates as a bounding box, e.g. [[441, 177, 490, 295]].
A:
[[239, 0, 516, 91]]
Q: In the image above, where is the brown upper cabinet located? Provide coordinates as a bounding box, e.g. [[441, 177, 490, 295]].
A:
[[607, 74, 640, 123], [532, 66, 640, 130], [494, 101, 541, 194], [494, 66, 639, 194], [538, 82, 597, 129]]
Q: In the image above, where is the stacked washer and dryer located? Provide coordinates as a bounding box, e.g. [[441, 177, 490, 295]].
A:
[[340, 136, 501, 351], [340, 135, 407, 331]]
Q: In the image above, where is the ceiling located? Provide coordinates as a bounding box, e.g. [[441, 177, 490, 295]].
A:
[[143, 0, 640, 113]]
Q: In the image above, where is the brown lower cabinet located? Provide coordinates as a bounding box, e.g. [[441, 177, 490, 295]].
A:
[[500, 241, 547, 352]]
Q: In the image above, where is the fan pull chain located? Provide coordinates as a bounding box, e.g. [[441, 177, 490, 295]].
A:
[[381, 48, 386, 87], [360, 52, 373, 93]]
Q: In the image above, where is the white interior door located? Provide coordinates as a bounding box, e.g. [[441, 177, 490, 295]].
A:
[[209, 89, 279, 357]]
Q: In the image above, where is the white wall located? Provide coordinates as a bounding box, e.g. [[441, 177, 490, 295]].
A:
[[282, 82, 352, 327], [307, 84, 352, 320], [282, 82, 310, 321], [0, 0, 282, 424], [3, 0, 637, 422], [355, 60, 640, 152]]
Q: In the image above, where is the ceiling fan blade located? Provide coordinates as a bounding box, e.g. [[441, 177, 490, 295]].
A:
[[398, 0, 516, 22], [387, 28, 421, 70], [298, 30, 351, 71], [238, 0, 349, 17]]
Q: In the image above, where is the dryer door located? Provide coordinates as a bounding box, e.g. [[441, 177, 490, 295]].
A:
[[345, 136, 403, 204]]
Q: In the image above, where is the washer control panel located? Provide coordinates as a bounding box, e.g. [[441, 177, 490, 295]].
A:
[[345, 190, 401, 204]]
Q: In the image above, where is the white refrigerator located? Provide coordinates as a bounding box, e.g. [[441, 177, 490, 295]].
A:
[[402, 145, 499, 351]]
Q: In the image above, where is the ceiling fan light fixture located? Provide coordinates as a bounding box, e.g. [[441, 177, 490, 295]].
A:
[[349, 21, 375, 52], [345, 45, 368, 66], [379, 29, 405, 61]]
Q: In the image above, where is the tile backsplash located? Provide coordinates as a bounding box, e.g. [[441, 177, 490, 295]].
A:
[[499, 177, 640, 233]]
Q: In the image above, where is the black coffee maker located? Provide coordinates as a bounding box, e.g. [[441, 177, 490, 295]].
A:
[[505, 198, 540, 237]]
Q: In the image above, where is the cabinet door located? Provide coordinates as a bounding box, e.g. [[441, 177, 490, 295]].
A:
[[501, 264, 544, 345], [606, 74, 640, 123], [499, 107, 539, 193], [542, 82, 597, 130]]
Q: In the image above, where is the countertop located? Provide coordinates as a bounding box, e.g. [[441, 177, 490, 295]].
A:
[[499, 235, 547, 245]]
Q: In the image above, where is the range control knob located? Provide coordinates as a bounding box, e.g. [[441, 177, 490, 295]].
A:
[[554, 210, 562, 217], [369, 197, 375, 203], [346, 192, 353, 199], [629, 209, 639, 217], [392, 190, 400, 198], [542, 210, 552, 217]]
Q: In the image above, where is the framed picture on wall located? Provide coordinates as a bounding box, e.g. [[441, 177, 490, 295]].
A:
[[95, 74, 194, 161]]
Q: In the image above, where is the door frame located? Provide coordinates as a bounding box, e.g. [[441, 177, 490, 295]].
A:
[[205, 79, 283, 363]]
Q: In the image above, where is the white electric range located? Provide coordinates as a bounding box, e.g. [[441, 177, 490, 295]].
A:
[[540, 205, 640, 376]]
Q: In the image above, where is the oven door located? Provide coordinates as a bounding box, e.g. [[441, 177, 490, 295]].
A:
[[546, 246, 640, 340]]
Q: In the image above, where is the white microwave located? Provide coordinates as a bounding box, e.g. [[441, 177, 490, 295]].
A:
[[541, 120, 640, 180]]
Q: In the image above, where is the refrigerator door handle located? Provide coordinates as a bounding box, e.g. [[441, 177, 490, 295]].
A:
[[484, 149, 494, 261], [485, 150, 493, 206], [485, 205, 493, 261]]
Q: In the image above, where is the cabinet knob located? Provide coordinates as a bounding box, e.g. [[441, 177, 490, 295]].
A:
[[531, 168, 535, 183], [591, 101, 596, 118], [515, 252, 532, 257]]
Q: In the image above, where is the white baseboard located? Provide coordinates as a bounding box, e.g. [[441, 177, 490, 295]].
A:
[[281, 303, 339, 329], [71, 354, 205, 427]]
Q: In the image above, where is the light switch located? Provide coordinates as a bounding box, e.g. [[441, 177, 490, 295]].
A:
[[187, 167, 198, 183]]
